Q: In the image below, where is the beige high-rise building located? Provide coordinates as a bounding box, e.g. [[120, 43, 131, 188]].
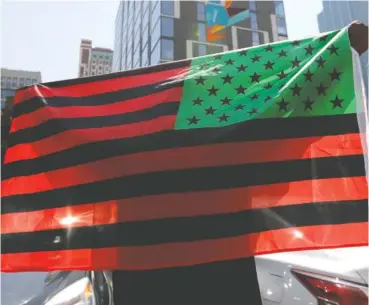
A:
[[78, 39, 114, 77]]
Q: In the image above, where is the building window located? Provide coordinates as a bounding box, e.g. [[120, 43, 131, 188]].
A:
[[81, 49, 89, 64], [142, 44, 149, 66], [199, 44, 207, 56], [92, 72, 95, 76], [151, 1, 160, 30], [207, 44, 224, 55], [134, 1, 141, 21], [276, 17, 287, 36], [143, 6, 149, 28], [151, 19, 161, 51], [142, 24, 149, 46], [250, 12, 258, 30], [274, 1, 285, 17], [161, 0, 174, 16], [197, 2, 205, 21], [32, 79, 37, 85], [12, 77, 17, 87], [161, 38, 174, 60], [80, 67, 84, 76], [151, 40, 160, 65], [197, 23, 206, 41], [252, 31, 260, 46], [143, 0, 149, 13], [92, 65, 96, 70], [26, 78, 31, 85], [161, 17, 174, 37], [1, 76, 5, 87]]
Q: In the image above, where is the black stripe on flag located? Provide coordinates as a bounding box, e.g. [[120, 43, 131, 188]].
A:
[[2, 154, 365, 214], [3, 114, 360, 180], [2, 199, 367, 253], [9, 102, 180, 146], [12, 80, 183, 118]]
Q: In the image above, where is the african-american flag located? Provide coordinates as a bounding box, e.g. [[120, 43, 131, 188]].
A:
[[1, 27, 368, 304]]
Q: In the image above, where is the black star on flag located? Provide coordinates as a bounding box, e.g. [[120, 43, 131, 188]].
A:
[[316, 56, 326, 68], [264, 96, 272, 103], [328, 44, 339, 55], [192, 97, 203, 106], [236, 85, 247, 95], [248, 108, 258, 116], [212, 67, 221, 74], [277, 98, 289, 112], [207, 86, 219, 96], [303, 98, 314, 111], [221, 97, 232, 105], [277, 49, 287, 57], [250, 72, 261, 83], [265, 45, 273, 52], [291, 57, 301, 68], [264, 60, 275, 70], [250, 93, 259, 101], [239, 50, 248, 56], [213, 54, 222, 60], [225, 59, 235, 65], [237, 64, 247, 72], [329, 68, 341, 81], [304, 44, 314, 55], [235, 104, 244, 110], [264, 83, 273, 90], [222, 74, 234, 84], [330, 95, 344, 109], [205, 106, 216, 115], [291, 40, 300, 46], [188, 116, 200, 125], [290, 84, 302, 96], [195, 76, 206, 85], [277, 71, 288, 80], [251, 55, 261, 62], [303, 70, 314, 82], [316, 83, 328, 96], [218, 113, 230, 122]]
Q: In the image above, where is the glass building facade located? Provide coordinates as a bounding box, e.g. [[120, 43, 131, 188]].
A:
[[113, 0, 288, 72], [317, 1, 368, 96]]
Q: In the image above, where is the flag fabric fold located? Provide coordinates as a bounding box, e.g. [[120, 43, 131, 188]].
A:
[[1, 28, 368, 274]]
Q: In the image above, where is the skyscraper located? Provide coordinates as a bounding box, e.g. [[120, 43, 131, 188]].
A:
[[113, 0, 288, 72], [317, 1, 368, 95], [78, 39, 114, 77]]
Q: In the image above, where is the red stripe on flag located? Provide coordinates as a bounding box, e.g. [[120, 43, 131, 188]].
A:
[[2, 177, 367, 234], [2, 134, 364, 195], [2, 223, 367, 271], [13, 67, 188, 105], [4, 115, 176, 164], [11, 87, 183, 132]]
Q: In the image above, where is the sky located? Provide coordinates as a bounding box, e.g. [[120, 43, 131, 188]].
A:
[[1, 0, 323, 83]]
